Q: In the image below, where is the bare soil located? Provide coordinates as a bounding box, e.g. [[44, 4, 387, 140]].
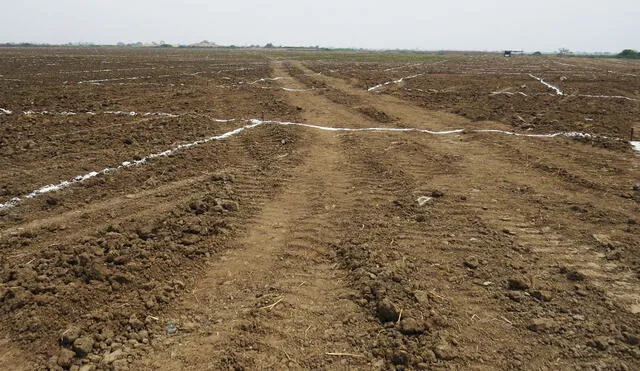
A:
[[0, 48, 639, 370]]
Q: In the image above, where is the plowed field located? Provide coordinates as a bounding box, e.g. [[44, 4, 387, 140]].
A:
[[1, 48, 639, 370]]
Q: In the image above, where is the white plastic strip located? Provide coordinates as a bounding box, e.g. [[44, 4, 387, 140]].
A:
[[528, 74, 638, 101], [529, 74, 563, 96], [0, 108, 12, 114], [61, 68, 147, 74], [2, 119, 637, 210], [383, 63, 424, 72], [368, 73, 424, 92], [78, 76, 152, 84], [105, 111, 180, 118], [553, 61, 577, 68], [607, 70, 638, 77], [0, 121, 261, 210], [262, 119, 464, 135], [158, 72, 206, 78], [19, 110, 180, 118], [282, 87, 314, 92], [575, 94, 640, 102], [257, 120, 592, 138], [24, 110, 81, 116], [248, 77, 288, 84]]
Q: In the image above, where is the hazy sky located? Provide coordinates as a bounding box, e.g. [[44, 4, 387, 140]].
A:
[[3, 0, 638, 52]]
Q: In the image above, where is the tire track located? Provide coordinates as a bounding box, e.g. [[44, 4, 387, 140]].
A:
[[334, 128, 639, 368], [278, 60, 640, 369], [132, 127, 380, 370], [0, 124, 309, 368], [278, 59, 554, 368], [294, 60, 638, 224]]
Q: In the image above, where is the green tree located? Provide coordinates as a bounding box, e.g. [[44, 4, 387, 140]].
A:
[[618, 49, 640, 59]]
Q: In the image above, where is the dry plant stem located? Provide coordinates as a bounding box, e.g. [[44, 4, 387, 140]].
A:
[[260, 297, 284, 310], [499, 316, 513, 325], [325, 352, 365, 358]]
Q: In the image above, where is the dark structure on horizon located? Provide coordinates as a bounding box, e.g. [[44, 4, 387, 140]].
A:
[[504, 50, 524, 57]]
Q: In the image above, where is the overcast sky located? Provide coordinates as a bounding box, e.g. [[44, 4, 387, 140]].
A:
[[3, 0, 638, 52]]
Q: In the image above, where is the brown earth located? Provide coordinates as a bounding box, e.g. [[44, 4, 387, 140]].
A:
[[0, 48, 639, 370], [306, 56, 640, 139]]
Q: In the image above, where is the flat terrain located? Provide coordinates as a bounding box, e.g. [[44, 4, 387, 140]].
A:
[[0, 48, 639, 370]]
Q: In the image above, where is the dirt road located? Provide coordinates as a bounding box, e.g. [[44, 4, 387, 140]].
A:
[[131, 60, 640, 369]]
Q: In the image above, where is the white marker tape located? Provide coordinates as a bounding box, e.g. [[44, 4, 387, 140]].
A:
[[20, 110, 180, 117], [0, 121, 262, 210], [607, 70, 638, 77], [528, 75, 638, 101], [368, 74, 424, 92], [105, 111, 138, 116], [158, 72, 206, 78], [248, 77, 288, 84], [282, 87, 314, 92], [142, 112, 180, 117], [257, 120, 594, 138], [78, 76, 152, 84], [383, 63, 424, 72], [529, 74, 563, 96], [575, 94, 640, 102], [104, 111, 181, 118], [24, 110, 78, 116], [2, 119, 637, 210]]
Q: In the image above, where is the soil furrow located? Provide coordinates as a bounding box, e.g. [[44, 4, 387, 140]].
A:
[[1, 49, 639, 371], [131, 127, 380, 370]]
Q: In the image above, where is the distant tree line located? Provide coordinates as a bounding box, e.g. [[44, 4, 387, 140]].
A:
[[0, 42, 53, 47], [618, 49, 640, 59]]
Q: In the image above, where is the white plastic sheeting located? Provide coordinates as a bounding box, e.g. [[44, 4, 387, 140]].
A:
[[282, 87, 314, 92], [105, 111, 180, 118], [368, 74, 424, 92], [78, 76, 152, 84], [248, 77, 288, 84], [24, 110, 81, 116], [529, 74, 564, 95], [528, 74, 639, 101], [575, 94, 640, 102], [0, 121, 261, 210], [2, 118, 637, 210], [3, 110, 180, 117]]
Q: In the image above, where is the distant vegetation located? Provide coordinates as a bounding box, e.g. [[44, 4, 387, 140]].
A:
[[557, 48, 572, 56], [1, 42, 637, 60], [617, 49, 640, 59], [0, 42, 53, 47]]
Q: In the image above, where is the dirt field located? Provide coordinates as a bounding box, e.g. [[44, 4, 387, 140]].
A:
[[0, 48, 639, 370]]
